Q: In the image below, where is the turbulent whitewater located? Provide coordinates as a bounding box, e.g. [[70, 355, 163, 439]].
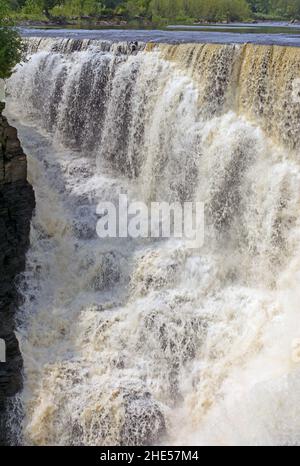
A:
[[5, 37, 300, 446]]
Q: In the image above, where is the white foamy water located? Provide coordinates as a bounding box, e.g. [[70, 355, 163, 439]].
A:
[[5, 38, 300, 446]]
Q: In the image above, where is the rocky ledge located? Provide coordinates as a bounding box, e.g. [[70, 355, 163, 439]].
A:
[[0, 103, 35, 445]]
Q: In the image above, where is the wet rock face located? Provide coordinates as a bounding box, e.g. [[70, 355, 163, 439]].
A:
[[0, 107, 35, 445], [120, 391, 166, 446]]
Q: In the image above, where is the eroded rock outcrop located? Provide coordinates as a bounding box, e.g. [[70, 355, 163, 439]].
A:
[[0, 103, 35, 445]]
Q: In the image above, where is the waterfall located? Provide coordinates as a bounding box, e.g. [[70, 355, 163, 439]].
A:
[[6, 37, 300, 446]]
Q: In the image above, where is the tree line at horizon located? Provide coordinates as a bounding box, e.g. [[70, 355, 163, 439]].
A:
[[1, 0, 300, 23]]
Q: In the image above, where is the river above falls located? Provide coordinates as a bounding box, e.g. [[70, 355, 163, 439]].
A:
[[19, 22, 300, 46]]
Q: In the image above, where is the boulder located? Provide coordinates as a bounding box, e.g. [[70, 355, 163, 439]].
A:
[[120, 390, 166, 446]]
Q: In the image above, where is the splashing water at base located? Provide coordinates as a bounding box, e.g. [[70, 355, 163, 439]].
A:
[[5, 38, 300, 446]]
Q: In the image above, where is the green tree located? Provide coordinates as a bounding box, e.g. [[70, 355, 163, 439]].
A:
[[0, 0, 24, 80], [150, 0, 250, 21], [51, 0, 103, 17], [247, 0, 271, 13], [125, 0, 151, 17], [22, 0, 44, 15], [288, 0, 300, 18], [22, 0, 62, 17]]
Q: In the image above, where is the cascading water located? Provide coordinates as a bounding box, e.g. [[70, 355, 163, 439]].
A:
[[5, 37, 300, 446]]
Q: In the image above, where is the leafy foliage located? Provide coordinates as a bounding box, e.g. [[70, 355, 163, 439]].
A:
[[0, 0, 24, 80], [51, 0, 104, 18]]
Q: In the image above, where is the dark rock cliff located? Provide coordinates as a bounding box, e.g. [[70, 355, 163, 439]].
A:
[[0, 103, 35, 445]]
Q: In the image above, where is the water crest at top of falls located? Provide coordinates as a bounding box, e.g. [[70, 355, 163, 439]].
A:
[[5, 37, 300, 446]]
